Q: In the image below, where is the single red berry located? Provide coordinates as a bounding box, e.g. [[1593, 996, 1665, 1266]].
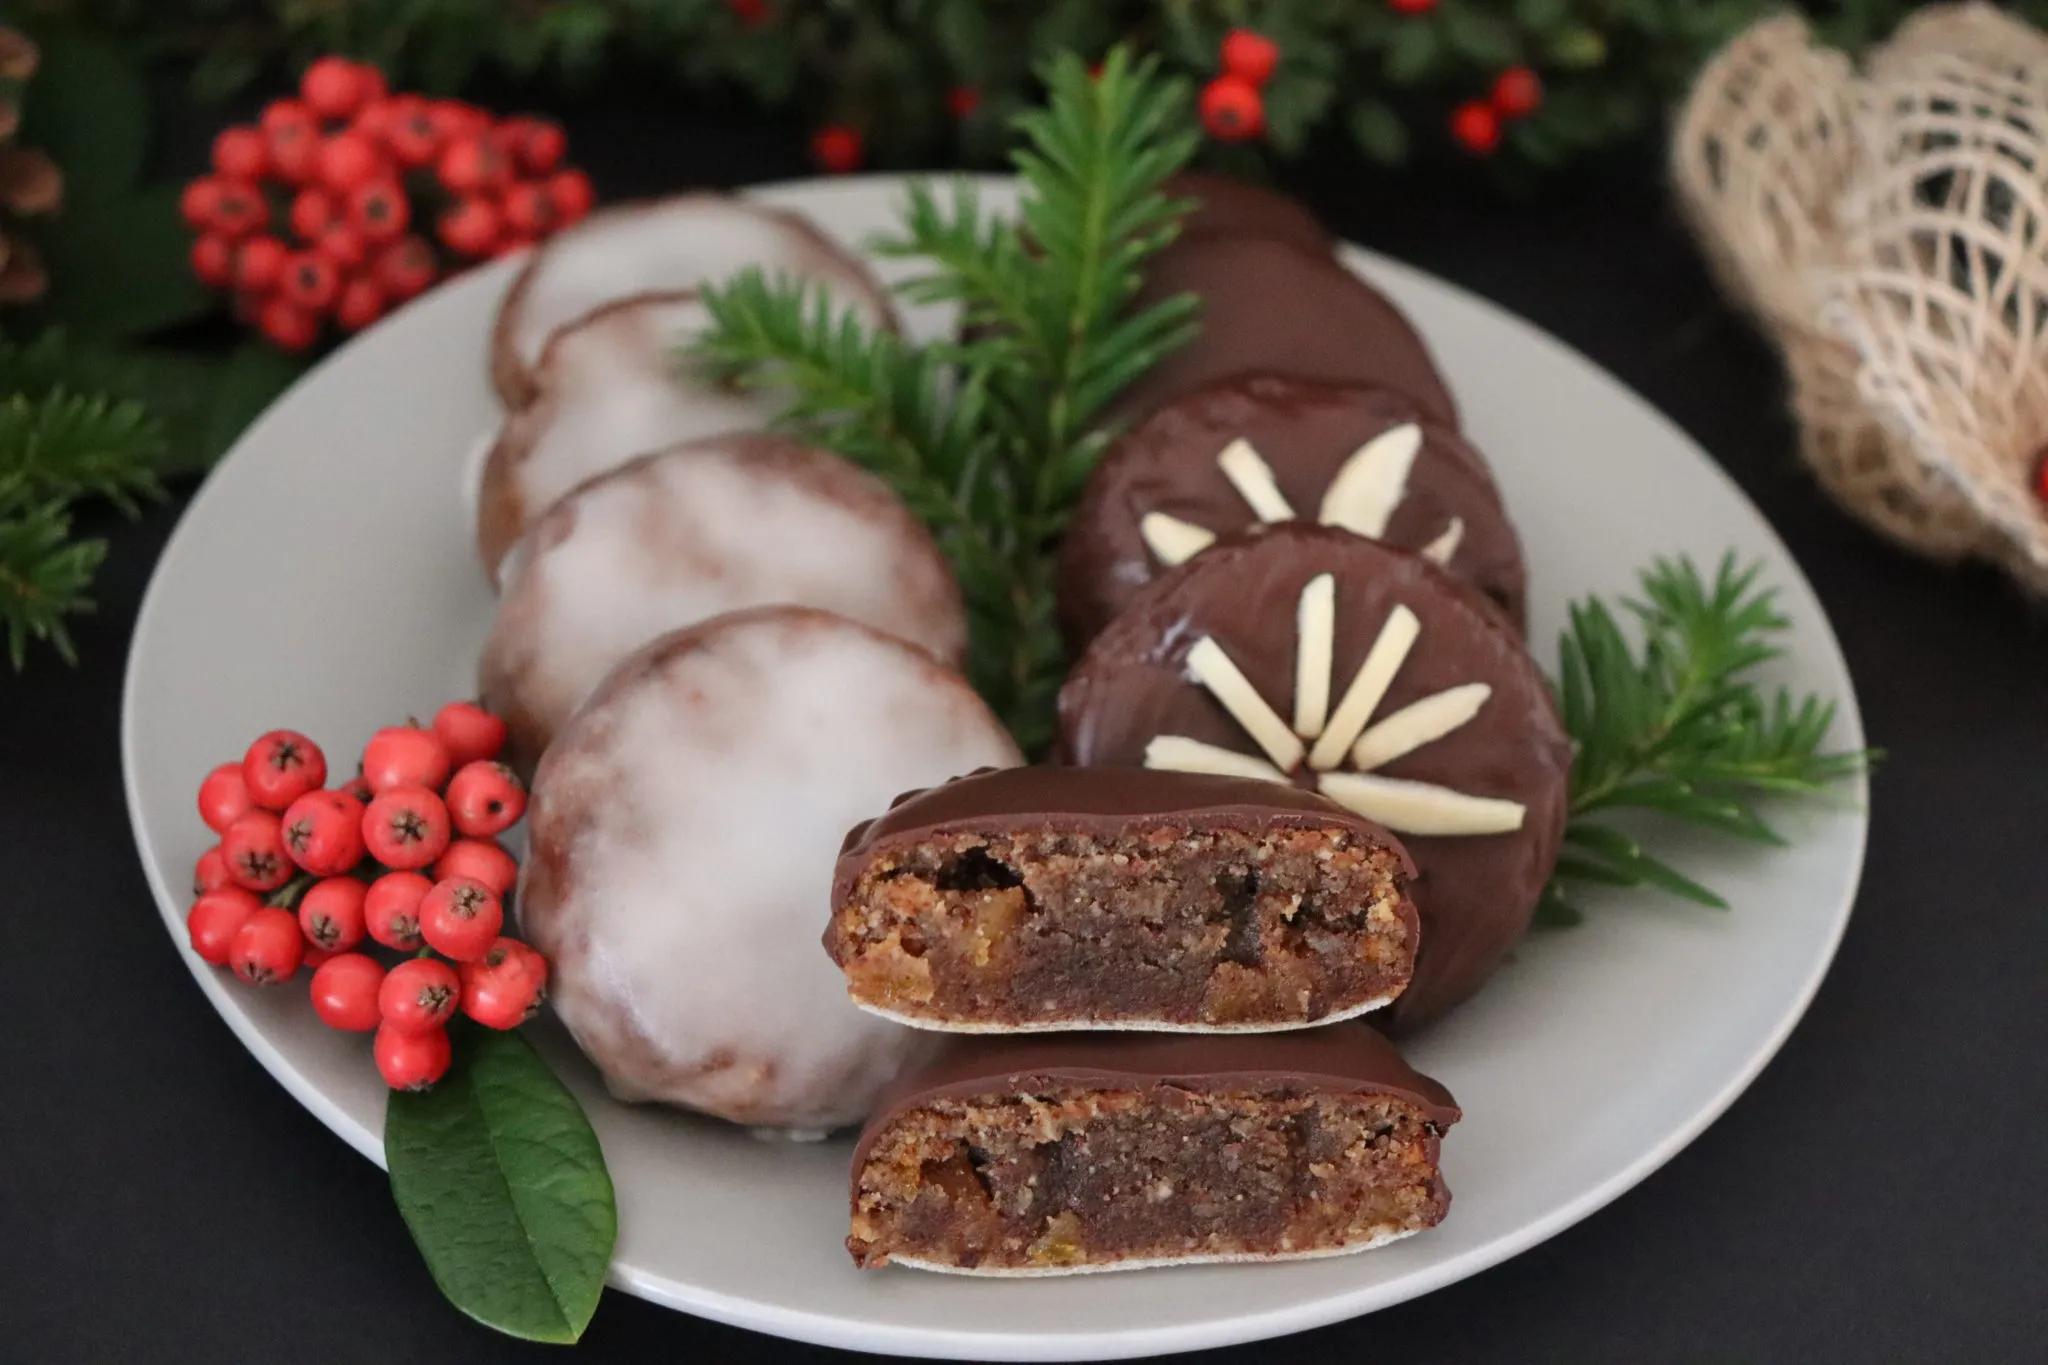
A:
[[1450, 99, 1501, 155], [261, 101, 322, 183], [347, 178, 410, 241], [945, 86, 981, 119], [198, 760, 256, 833], [379, 957, 461, 1034], [193, 845, 232, 896], [429, 100, 491, 142], [303, 944, 337, 969], [350, 96, 397, 144], [727, 0, 770, 27], [242, 730, 327, 809], [340, 773, 374, 803], [190, 235, 235, 288], [434, 839, 518, 896], [1491, 66, 1543, 120], [365, 870, 432, 950], [438, 196, 502, 257], [1220, 29, 1280, 86], [515, 120, 568, 174], [280, 788, 366, 875], [545, 169, 595, 226], [187, 889, 259, 965], [259, 297, 320, 351], [289, 188, 338, 242], [445, 761, 526, 837], [374, 1021, 451, 1090], [301, 56, 367, 119], [221, 810, 291, 891], [420, 876, 504, 962], [210, 183, 269, 239], [460, 937, 546, 1028], [234, 235, 290, 293], [318, 132, 385, 193], [314, 224, 368, 271], [1199, 75, 1265, 142], [261, 98, 314, 138], [499, 181, 554, 238], [383, 96, 442, 167], [373, 235, 437, 299], [1388, 0, 1438, 14], [280, 252, 341, 312], [353, 63, 389, 104], [211, 126, 269, 180], [490, 232, 536, 260], [432, 701, 506, 765], [298, 875, 369, 951], [361, 785, 452, 870], [229, 907, 306, 985], [180, 177, 225, 231], [436, 135, 511, 194], [361, 724, 452, 793], [810, 125, 863, 174], [309, 953, 385, 1031], [335, 276, 386, 331]]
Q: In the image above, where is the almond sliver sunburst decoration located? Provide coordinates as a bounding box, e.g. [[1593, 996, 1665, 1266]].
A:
[[1138, 429, 1466, 572], [1142, 572, 1526, 836]]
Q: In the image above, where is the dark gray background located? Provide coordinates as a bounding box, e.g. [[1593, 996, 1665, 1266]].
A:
[[5, 85, 2044, 1364]]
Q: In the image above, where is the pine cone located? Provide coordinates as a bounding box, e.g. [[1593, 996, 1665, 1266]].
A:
[[0, 25, 54, 306]]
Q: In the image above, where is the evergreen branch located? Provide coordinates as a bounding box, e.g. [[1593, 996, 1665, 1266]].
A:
[[690, 268, 1068, 745], [0, 331, 167, 669], [687, 43, 1197, 754], [1545, 554, 1875, 920], [0, 490, 106, 669]]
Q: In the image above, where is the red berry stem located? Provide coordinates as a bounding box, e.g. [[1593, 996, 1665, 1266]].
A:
[[264, 870, 318, 911]]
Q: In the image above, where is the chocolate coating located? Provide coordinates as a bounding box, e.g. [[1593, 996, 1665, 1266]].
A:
[[1166, 171, 1332, 253], [1111, 235, 1457, 429], [852, 1024, 1460, 1179], [1058, 526, 1570, 1029], [833, 763, 1417, 907], [1058, 373, 1524, 645]]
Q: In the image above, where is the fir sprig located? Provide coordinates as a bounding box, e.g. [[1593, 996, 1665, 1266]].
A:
[[1540, 553, 1873, 925], [690, 46, 1197, 752], [0, 331, 165, 667]]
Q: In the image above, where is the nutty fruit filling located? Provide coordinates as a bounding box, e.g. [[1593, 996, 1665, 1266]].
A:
[[850, 1085, 1448, 1270], [829, 826, 1412, 1028]]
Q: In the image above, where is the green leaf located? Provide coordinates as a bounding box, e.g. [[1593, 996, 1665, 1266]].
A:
[[387, 1027, 616, 1344], [1515, 0, 1571, 28], [17, 34, 148, 206], [191, 345, 303, 473], [33, 185, 214, 340], [1384, 21, 1439, 85], [1442, 8, 1520, 66], [1348, 100, 1411, 165]]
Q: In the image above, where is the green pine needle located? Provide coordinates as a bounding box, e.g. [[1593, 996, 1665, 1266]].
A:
[[688, 45, 1197, 753], [1545, 553, 1875, 920], [0, 331, 166, 669]]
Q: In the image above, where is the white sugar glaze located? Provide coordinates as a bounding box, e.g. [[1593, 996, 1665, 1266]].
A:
[[522, 610, 1020, 1130]]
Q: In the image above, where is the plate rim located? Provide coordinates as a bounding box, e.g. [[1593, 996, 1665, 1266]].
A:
[[122, 171, 1868, 1361]]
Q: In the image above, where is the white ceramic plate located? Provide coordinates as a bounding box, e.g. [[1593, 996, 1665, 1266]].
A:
[[123, 176, 1868, 1360]]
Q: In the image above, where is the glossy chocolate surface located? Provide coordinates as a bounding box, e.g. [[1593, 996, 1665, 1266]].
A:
[[1058, 526, 1570, 1028]]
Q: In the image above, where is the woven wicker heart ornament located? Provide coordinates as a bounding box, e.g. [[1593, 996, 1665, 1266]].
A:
[[1675, 3, 2048, 591]]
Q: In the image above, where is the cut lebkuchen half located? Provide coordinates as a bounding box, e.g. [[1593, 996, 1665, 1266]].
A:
[[847, 1027, 1459, 1274], [827, 765, 1420, 1033]]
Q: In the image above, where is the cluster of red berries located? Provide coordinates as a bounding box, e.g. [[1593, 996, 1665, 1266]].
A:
[[1450, 68, 1545, 157], [187, 700, 547, 1092], [178, 56, 596, 352], [1199, 29, 1281, 143]]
